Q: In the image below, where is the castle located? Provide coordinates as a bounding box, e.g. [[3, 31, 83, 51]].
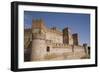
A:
[[24, 19, 90, 61]]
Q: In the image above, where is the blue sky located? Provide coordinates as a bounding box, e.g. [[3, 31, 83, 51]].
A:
[[24, 11, 90, 46]]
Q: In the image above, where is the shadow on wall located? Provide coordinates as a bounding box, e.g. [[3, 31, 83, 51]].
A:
[[24, 41, 32, 61]]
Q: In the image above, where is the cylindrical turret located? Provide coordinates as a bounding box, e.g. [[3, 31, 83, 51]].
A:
[[31, 34, 46, 61], [31, 19, 47, 61]]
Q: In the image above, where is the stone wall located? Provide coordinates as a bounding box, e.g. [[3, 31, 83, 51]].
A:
[[46, 29, 63, 44], [43, 46, 87, 60]]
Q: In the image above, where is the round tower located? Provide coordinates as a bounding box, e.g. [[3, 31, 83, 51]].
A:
[[31, 19, 47, 61]]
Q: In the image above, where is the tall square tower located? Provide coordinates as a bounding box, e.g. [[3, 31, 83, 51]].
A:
[[72, 33, 79, 45], [63, 27, 73, 45]]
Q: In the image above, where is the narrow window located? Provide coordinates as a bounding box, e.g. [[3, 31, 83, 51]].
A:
[[47, 46, 50, 52]]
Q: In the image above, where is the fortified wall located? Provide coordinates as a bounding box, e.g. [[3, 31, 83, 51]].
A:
[[24, 19, 90, 61]]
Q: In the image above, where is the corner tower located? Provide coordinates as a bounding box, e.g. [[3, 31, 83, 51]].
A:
[[31, 19, 47, 61]]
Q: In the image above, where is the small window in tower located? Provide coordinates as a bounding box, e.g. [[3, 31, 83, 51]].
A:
[[47, 46, 50, 52]]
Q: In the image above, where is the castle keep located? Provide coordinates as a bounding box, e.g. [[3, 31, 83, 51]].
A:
[[24, 19, 90, 61]]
